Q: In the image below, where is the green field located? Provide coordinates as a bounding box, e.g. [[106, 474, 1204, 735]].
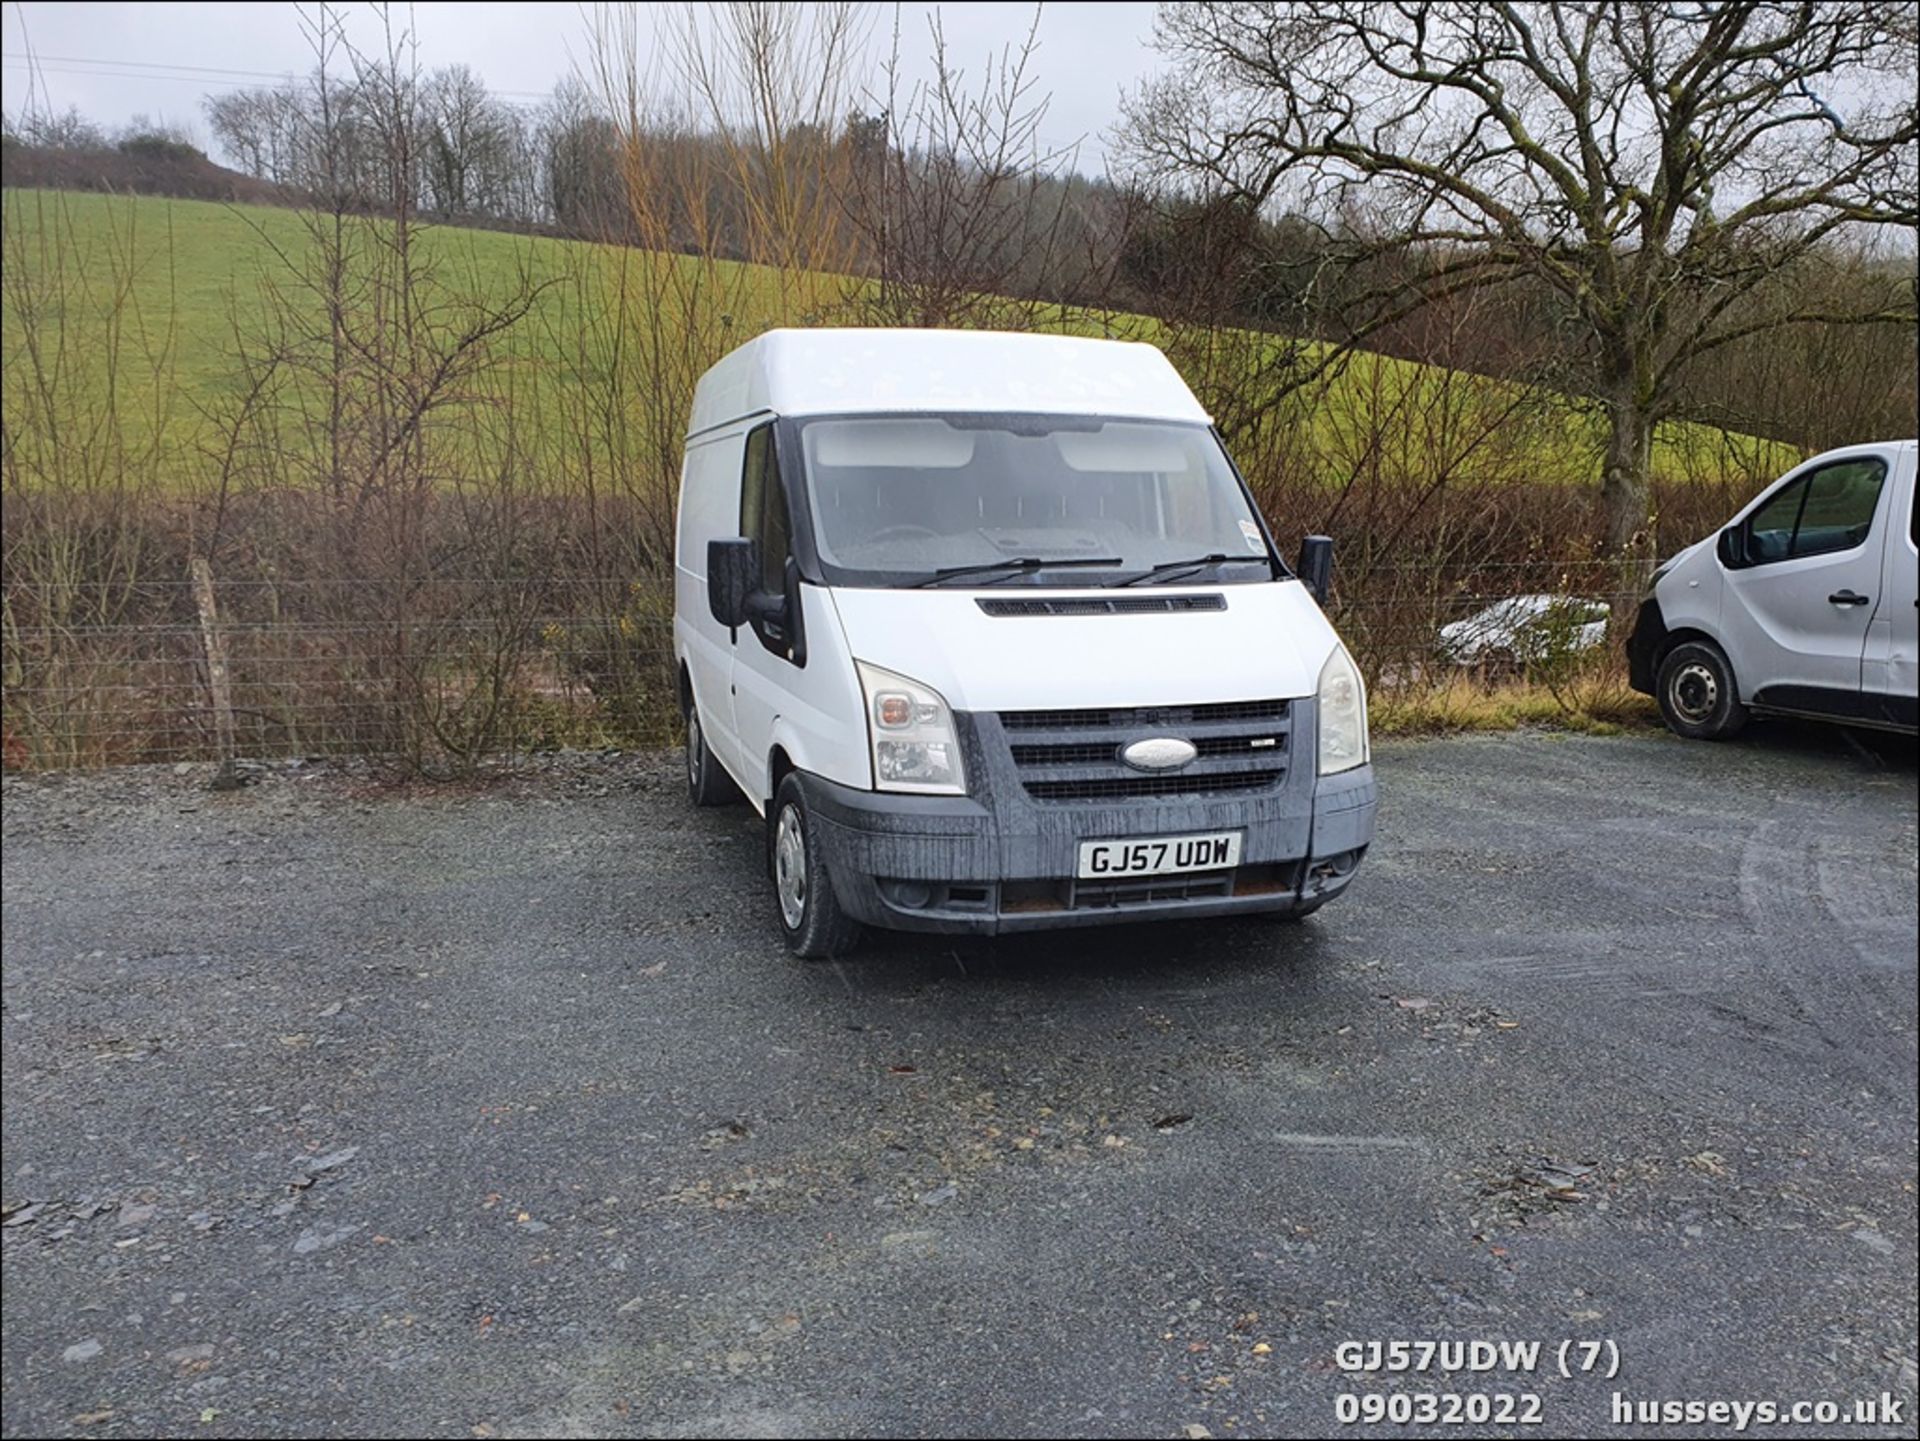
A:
[[2, 188, 1792, 493]]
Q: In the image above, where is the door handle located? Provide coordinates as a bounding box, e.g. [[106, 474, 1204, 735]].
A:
[[1828, 590, 1870, 606]]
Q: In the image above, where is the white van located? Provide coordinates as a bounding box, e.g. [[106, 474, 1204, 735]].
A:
[[1628, 439, 1918, 739], [673, 329, 1377, 957]]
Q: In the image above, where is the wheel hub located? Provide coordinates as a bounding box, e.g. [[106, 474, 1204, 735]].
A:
[[1671, 662, 1719, 723], [775, 804, 808, 930], [686, 710, 702, 786]]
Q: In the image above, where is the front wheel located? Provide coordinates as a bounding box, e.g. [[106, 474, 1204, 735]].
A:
[[770, 774, 863, 960], [1657, 640, 1749, 741]]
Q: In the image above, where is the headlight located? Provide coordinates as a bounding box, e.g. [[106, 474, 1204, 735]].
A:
[[1317, 644, 1369, 775], [856, 662, 967, 795]]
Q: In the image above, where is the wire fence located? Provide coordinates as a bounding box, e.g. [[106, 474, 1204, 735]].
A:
[[1, 560, 1633, 772]]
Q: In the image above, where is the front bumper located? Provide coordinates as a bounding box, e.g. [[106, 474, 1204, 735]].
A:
[[804, 702, 1376, 936]]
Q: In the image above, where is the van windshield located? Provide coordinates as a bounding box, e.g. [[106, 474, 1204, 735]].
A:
[[793, 414, 1277, 588]]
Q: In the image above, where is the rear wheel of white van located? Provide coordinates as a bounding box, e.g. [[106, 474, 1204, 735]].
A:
[[770, 774, 863, 960], [685, 702, 741, 807], [1657, 640, 1749, 741]]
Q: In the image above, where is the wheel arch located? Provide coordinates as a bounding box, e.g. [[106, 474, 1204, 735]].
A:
[[768, 744, 796, 804], [764, 746, 802, 882], [765, 709, 847, 807]]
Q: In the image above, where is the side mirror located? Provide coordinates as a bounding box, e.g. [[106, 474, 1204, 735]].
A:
[[707, 537, 759, 629], [1298, 534, 1334, 605], [741, 558, 805, 658], [1716, 525, 1746, 569]]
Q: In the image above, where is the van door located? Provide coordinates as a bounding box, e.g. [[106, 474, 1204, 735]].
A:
[[729, 422, 804, 802], [1864, 454, 1918, 722], [679, 429, 750, 775], [1719, 452, 1893, 706]]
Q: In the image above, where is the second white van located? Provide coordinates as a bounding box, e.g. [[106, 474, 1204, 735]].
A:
[[673, 329, 1377, 958], [1628, 439, 1918, 740]]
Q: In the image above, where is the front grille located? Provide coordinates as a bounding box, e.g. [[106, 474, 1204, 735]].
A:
[[977, 594, 1227, 617], [998, 698, 1291, 803], [1073, 873, 1235, 907], [1000, 863, 1302, 914], [1001, 698, 1288, 732], [1022, 772, 1281, 802], [1011, 735, 1280, 768]]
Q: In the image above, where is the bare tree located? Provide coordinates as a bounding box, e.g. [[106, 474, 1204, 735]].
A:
[[205, 86, 308, 185], [419, 64, 526, 219], [532, 79, 617, 233], [207, 2, 556, 770], [582, 0, 874, 543], [1664, 242, 1918, 449], [204, 90, 273, 176], [1127, 1, 1919, 580], [10, 105, 108, 151], [845, 5, 1080, 329]]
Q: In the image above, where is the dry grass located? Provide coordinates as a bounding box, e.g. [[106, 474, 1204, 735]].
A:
[[1371, 660, 1661, 739]]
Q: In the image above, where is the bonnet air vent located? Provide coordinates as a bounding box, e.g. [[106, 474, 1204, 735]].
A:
[[976, 594, 1228, 617]]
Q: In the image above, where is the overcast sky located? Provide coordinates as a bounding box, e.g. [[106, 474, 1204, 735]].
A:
[[2, 1, 1167, 168]]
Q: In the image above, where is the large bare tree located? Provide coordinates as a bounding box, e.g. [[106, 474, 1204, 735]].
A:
[[1127, 1, 1918, 571], [844, 6, 1082, 329]]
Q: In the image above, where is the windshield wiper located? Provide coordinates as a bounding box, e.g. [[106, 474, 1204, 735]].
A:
[[912, 556, 1123, 588], [1109, 554, 1272, 587]]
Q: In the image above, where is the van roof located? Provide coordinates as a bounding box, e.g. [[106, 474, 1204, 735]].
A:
[[688, 328, 1211, 436], [1805, 438, 1918, 463]]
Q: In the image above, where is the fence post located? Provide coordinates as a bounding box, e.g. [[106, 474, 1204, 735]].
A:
[[189, 557, 242, 791]]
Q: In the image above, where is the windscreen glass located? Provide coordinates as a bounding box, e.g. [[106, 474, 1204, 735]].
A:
[[794, 414, 1274, 588]]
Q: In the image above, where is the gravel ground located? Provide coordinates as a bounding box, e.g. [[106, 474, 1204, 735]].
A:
[[2, 727, 1915, 1440]]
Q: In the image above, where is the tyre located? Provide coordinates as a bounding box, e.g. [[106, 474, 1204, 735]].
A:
[[1656, 640, 1749, 740], [684, 699, 741, 807], [769, 772, 863, 960]]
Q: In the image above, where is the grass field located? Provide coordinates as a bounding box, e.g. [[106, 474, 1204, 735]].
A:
[[2, 188, 1794, 494]]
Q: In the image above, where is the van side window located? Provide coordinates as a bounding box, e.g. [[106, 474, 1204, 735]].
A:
[[740, 424, 793, 594], [1746, 458, 1886, 564]]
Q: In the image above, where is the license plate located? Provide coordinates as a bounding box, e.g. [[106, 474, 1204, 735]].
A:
[[1076, 831, 1243, 880]]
